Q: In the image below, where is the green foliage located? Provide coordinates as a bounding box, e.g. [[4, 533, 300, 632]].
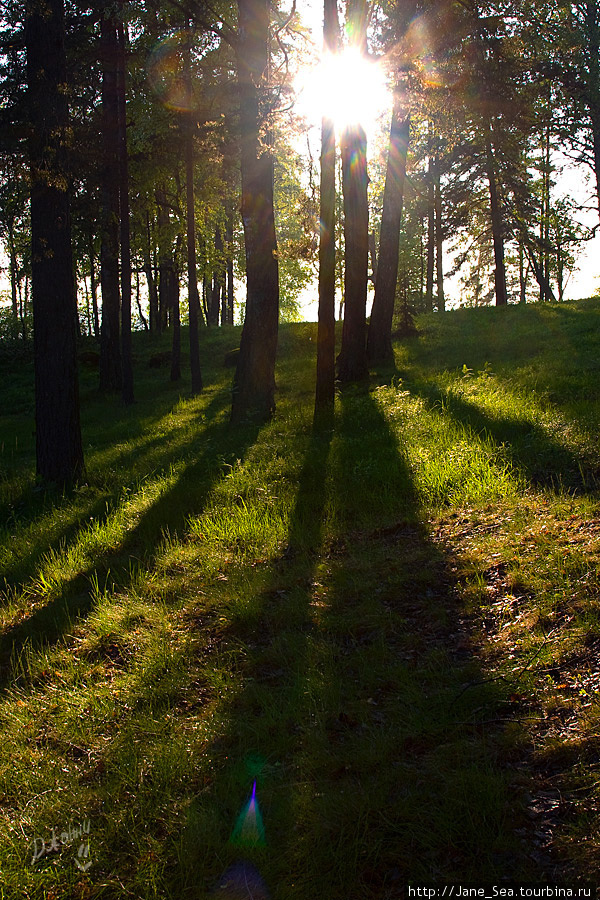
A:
[[274, 149, 317, 323]]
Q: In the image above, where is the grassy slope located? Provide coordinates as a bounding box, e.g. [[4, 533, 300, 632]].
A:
[[1, 301, 600, 898]]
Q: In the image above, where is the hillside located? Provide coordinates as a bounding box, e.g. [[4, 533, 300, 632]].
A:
[[1, 299, 600, 897]]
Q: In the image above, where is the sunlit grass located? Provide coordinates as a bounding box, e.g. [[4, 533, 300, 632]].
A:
[[1, 302, 600, 895]]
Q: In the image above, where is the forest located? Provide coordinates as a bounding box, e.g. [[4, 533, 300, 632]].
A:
[[2, 0, 600, 896]]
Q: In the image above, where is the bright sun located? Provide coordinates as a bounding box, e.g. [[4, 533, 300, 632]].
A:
[[298, 47, 391, 133]]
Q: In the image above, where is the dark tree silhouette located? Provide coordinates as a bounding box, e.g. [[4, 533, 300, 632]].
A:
[[117, 13, 134, 403], [367, 100, 410, 365], [336, 0, 369, 384], [99, 9, 122, 391], [185, 111, 203, 395], [26, 0, 84, 484], [231, 0, 280, 423], [314, 0, 340, 421]]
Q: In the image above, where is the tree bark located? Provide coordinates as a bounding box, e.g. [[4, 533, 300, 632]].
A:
[[425, 174, 435, 313], [225, 205, 235, 324], [315, 112, 337, 417], [99, 10, 122, 391], [85, 276, 92, 336], [367, 103, 410, 364], [135, 270, 148, 330], [209, 226, 223, 326], [231, 0, 280, 423], [584, 0, 600, 219], [26, 0, 84, 485], [171, 274, 182, 381], [314, 0, 340, 421], [22, 275, 29, 342], [432, 155, 445, 312], [89, 230, 100, 339], [484, 122, 508, 306], [185, 113, 202, 395], [525, 240, 556, 301], [144, 212, 159, 332], [156, 186, 175, 331], [336, 0, 370, 382], [337, 122, 369, 382], [8, 218, 19, 335], [117, 14, 134, 404], [519, 237, 527, 304]]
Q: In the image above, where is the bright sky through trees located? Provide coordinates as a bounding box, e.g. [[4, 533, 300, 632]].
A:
[[295, 46, 390, 134], [290, 0, 600, 312]]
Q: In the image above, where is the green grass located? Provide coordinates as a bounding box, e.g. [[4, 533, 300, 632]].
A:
[[1, 301, 600, 897]]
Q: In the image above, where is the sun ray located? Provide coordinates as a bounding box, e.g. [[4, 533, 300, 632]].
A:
[[297, 46, 390, 134]]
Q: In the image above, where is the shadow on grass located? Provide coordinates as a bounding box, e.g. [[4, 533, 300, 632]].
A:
[[0, 377, 233, 591], [179, 421, 334, 897], [0, 389, 260, 687], [179, 387, 543, 898], [406, 377, 600, 493]]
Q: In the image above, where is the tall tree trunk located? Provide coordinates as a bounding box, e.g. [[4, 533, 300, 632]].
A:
[[584, 0, 600, 219], [314, 0, 340, 420], [85, 276, 92, 337], [8, 219, 19, 335], [117, 14, 134, 404], [557, 240, 565, 302], [525, 241, 556, 301], [156, 187, 174, 331], [22, 275, 29, 342], [425, 162, 435, 313], [171, 270, 182, 381], [225, 205, 235, 324], [484, 122, 508, 306], [542, 119, 551, 301], [26, 0, 84, 484], [231, 0, 279, 423], [367, 103, 410, 364], [315, 113, 337, 415], [589, 114, 600, 222], [538, 111, 551, 303], [202, 272, 210, 324], [135, 270, 148, 330], [337, 122, 369, 382], [100, 10, 122, 390], [519, 236, 527, 304], [89, 230, 100, 339], [144, 212, 159, 332], [433, 156, 445, 312], [337, 0, 370, 385], [220, 281, 227, 326], [418, 228, 424, 310], [185, 110, 202, 395], [209, 226, 223, 325]]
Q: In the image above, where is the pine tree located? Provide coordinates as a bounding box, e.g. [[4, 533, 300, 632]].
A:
[[26, 0, 84, 484]]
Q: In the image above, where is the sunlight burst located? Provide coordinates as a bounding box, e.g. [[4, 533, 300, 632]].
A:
[[298, 47, 390, 133]]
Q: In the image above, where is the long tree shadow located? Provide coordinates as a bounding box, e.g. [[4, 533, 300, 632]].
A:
[[178, 421, 333, 897], [0, 393, 261, 687], [178, 388, 550, 898], [406, 376, 600, 492], [0, 382, 232, 592], [313, 387, 524, 888]]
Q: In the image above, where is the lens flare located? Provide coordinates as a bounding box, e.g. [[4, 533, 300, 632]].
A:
[[212, 860, 270, 899], [297, 47, 390, 132], [229, 781, 266, 849], [147, 30, 199, 112]]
